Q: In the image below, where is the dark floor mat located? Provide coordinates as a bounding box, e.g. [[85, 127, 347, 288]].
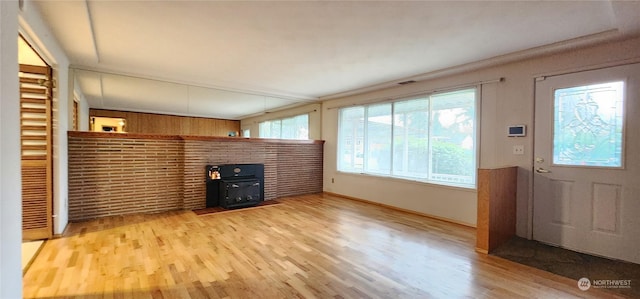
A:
[[492, 237, 640, 298]]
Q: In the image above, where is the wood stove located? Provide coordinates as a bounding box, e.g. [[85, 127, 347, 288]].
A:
[[206, 164, 264, 209]]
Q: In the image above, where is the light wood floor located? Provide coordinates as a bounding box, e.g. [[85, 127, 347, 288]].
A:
[[24, 193, 625, 298], [22, 240, 44, 273]]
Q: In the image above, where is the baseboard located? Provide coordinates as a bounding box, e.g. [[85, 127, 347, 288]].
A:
[[475, 247, 489, 254], [322, 191, 476, 228], [53, 222, 71, 238]]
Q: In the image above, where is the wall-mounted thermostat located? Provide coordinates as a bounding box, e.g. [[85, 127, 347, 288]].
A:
[[508, 125, 526, 137]]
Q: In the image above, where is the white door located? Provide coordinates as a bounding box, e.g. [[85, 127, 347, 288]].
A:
[[533, 63, 640, 264]]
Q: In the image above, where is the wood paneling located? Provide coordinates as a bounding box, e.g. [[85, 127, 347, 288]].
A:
[[68, 132, 324, 221], [476, 167, 518, 254], [23, 193, 618, 298], [89, 109, 240, 136]]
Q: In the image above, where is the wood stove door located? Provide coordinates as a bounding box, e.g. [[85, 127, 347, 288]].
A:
[[220, 180, 262, 208]]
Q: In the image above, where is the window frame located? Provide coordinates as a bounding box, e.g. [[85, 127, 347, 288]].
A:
[[336, 87, 479, 189]]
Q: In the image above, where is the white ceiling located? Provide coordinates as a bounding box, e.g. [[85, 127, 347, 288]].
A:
[[33, 1, 640, 120]]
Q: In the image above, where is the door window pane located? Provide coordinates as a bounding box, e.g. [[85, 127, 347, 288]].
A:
[[553, 81, 624, 167]]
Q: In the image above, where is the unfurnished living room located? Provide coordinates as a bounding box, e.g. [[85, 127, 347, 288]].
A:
[[2, 1, 640, 298]]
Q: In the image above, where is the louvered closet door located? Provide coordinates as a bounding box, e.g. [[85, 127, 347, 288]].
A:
[[20, 64, 53, 240]]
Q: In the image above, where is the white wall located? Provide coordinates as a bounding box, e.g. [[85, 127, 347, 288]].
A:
[[77, 93, 90, 131], [75, 83, 91, 132], [0, 1, 23, 298], [240, 103, 322, 140], [319, 36, 640, 233], [20, 0, 71, 235]]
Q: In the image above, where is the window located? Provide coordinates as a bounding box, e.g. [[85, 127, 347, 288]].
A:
[[259, 114, 309, 140], [338, 88, 477, 188], [553, 81, 624, 167]]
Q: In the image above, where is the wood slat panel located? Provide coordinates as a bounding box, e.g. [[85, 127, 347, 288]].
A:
[[21, 135, 47, 141], [21, 145, 47, 150], [20, 117, 47, 123], [21, 107, 46, 114], [20, 64, 49, 74], [21, 93, 47, 98], [21, 94, 47, 99], [21, 166, 48, 230], [19, 77, 41, 84], [20, 63, 53, 240], [20, 98, 47, 104], [21, 126, 47, 132], [22, 160, 47, 167], [20, 87, 47, 95], [21, 155, 47, 161]]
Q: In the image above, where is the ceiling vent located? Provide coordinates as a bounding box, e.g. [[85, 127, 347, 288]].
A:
[[397, 80, 416, 85]]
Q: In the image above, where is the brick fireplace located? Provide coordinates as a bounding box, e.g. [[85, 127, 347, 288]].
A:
[[67, 132, 323, 221]]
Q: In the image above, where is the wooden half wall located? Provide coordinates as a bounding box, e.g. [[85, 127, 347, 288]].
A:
[[68, 132, 323, 221], [89, 109, 240, 136], [476, 166, 518, 254]]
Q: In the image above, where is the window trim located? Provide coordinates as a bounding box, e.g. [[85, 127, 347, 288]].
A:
[[336, 87, 479, 189]]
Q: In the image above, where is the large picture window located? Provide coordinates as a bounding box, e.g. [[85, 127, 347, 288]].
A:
[[338, 88, 477, 188], [259, 114, 309, 140]]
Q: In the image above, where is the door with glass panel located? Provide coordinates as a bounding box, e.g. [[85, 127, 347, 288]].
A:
[[533, 63, 640, 264]]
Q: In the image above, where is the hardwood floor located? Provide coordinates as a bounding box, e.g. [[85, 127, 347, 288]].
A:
[[23, 193, 625, 298]]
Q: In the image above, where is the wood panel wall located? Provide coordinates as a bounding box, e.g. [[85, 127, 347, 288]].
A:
[[89, 109, 240, 137], [68, 132, 324, 221], [476, 167, 518, 254]]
